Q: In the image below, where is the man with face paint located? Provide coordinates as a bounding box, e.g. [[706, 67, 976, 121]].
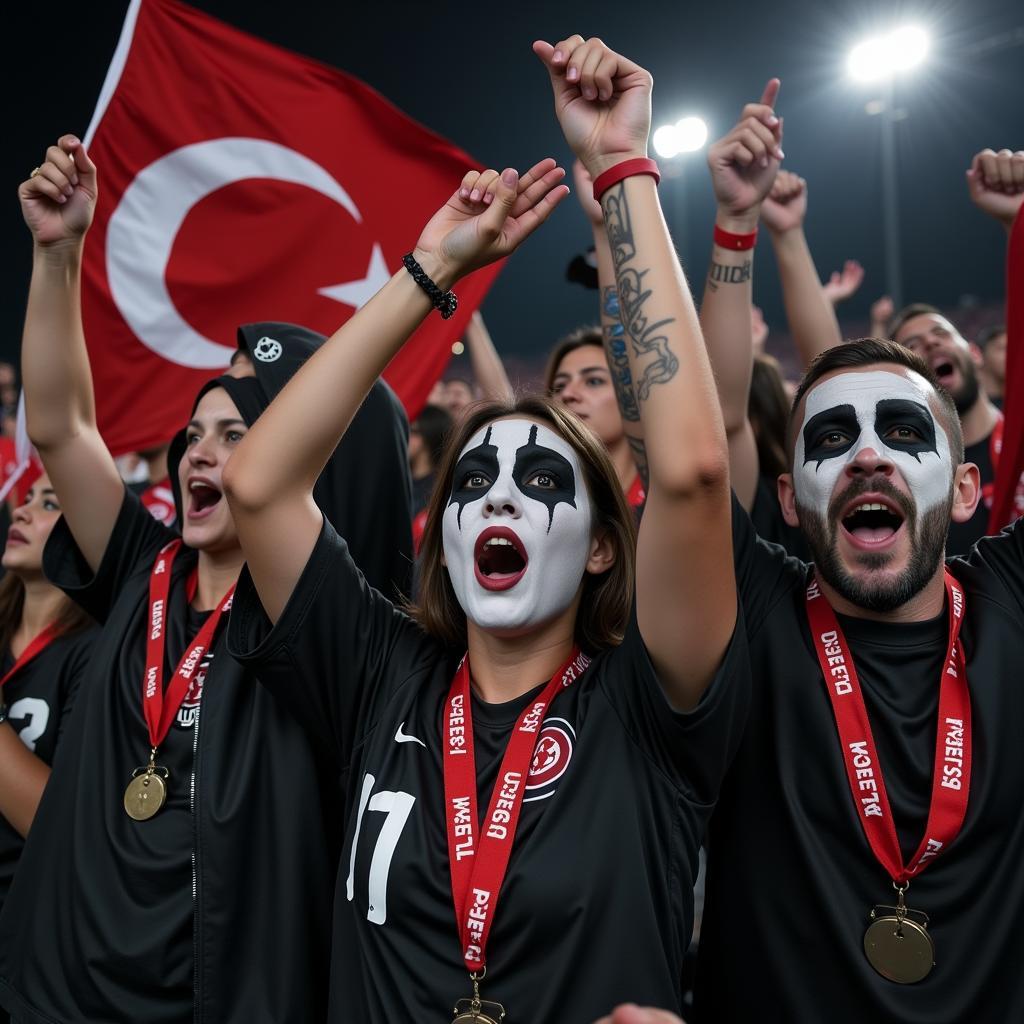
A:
[[693, 336, 1024, 1023], [224, 35, 749, 1024]]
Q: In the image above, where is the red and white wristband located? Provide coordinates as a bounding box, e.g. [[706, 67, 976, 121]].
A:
[[592, 157, 661, 203]]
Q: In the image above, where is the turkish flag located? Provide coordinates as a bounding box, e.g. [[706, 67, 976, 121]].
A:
[[82, 0, 502, 455], [988, 205, 1024, 533]]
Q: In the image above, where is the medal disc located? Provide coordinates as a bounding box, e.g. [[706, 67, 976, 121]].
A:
[[864, 914, 934, 983], [452, 1013, 500, 1024], [124, 772, 167, 821]]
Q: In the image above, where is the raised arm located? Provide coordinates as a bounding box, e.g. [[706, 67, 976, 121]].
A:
[[572, 158, 649, 488], [223, 161, 568, 621], [463, 311, 514, 402], [760, 170, 844, 367], [966, 148, 1024, 237], [535, 35, 735, 709], [699, 82, 783, 511], [17, 136, 125, 572]]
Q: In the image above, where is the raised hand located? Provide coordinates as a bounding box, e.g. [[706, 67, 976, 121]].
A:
[[533, 35, 652, 178], [706, 80, 783, 225], [751, 304, 769, 352], [966, 148, 1024, 228], [870, 294, 895, 336], [761, 169, 807, 235], [413, 158, 568, 283], [18, 135, 97, 247], [822, 259, 865, 305], [572, 159, 605, 227]]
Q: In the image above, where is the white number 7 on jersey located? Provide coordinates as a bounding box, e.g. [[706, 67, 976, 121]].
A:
[[346, 772, 416, 925]]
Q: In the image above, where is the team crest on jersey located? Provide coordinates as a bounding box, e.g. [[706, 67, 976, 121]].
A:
[[176, 659, 210, 728], [524, 717, 575, 802]]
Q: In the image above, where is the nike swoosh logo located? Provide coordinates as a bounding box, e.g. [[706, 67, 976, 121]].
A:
[[394, 722, 426, 748]]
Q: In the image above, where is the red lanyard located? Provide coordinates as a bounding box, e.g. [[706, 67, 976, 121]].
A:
[[142, 540, 233, 750], [443, 646, 590, 972], [805, 570, 971, 884], [0, 623, 62, 690]]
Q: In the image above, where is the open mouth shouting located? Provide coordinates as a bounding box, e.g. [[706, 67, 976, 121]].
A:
[[839, 493, 906, 551], [187, 477, 224, 521], [929, 357, 957, 390], [474, 526, 529, 591]]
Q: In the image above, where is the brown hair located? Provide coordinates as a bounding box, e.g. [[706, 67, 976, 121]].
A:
[[0, 572, 93, 655], [543, 326, 605, 394], [749, 353, 791, 480], [887, 302, 942, 341], [788, 338, 965, 465], [410, 395, 636, 654]]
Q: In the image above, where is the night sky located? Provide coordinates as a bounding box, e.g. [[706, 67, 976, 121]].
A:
[[6, 0, 1022, 378]]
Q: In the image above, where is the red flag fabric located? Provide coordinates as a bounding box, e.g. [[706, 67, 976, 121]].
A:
[[82, 0, 502, 455], [988, 206, 1024, 533]]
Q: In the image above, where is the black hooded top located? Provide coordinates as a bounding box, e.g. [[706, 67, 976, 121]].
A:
[[235, 322, 413, 602], [0, 374, 341, 1024]]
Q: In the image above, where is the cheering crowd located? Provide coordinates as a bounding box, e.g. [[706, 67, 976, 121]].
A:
[[1, 27, 1022, 1024]]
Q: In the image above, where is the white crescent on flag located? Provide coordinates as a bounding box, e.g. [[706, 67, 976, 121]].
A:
[[105, 136, 388, 368]]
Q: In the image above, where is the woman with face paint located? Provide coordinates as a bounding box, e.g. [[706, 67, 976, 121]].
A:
[[1, 138, 343, 1023], [224, 35, 747, 1024]]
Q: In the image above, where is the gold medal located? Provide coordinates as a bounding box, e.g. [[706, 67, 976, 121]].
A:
[[863, 885, 934, 984], [452, 970, 505, 1024], [124, 752, 170, 821]]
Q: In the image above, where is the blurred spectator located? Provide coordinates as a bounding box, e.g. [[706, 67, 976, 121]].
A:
[[408, 403, 453, 554], [976, 323, 1007, 409]]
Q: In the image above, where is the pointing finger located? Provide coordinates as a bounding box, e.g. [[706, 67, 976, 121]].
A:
[[759, 77, 781, 109]]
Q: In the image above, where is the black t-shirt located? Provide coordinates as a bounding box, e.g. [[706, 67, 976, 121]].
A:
[[0, 490, 339, 1024], [749, 473, 811, 562], [694, 495, 1024, 1023], [948, 432, 995, 556], [228, 516, 749, 1024], [0, 628, 95, 909]]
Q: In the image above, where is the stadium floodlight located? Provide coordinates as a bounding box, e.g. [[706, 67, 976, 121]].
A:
[[652, 116, 708, 159], [675, 117, 709, 153], [848, 25, 930, 82]]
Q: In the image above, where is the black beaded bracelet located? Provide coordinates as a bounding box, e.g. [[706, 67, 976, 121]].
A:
[[402, 253, 458, 320]]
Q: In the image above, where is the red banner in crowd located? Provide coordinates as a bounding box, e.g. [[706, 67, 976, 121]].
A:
[[82, 0, 501, 455], [989, 205, 1024, 533]]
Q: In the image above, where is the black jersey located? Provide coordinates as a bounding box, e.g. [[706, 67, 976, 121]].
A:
[[694, 496, 1024, 1022], [749, 473, 811, 562], [227, 515, 749, 1024], [947, 432, 996, 556], [0, 490, 339, 1024], [0, 628, 95, 910]]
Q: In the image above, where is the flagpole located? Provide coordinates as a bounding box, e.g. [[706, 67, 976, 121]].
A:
[[84, 0, 144, 147]]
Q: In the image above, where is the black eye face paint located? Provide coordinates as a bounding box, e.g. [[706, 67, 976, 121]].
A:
[[802, 404, 859, 468], [448, 426, 499, 529], [874, 399, 939, 462], [512, 425, 578, 532]]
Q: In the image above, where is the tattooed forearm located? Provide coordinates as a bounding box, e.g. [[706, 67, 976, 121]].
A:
[[706, 259, 752, 292], [627, 435, 650, 492], [601, 286, 640, 423], [603, 184, 679, 402]]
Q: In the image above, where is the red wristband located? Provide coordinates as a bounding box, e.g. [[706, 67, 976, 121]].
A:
[[713, 224, 758, 251], [592, 158, 661, 202]]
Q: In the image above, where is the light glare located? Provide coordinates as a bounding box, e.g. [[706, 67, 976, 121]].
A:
[[675, 117, 709, 153], [847, 25, 930, 82], [653, 125, 680, 159]]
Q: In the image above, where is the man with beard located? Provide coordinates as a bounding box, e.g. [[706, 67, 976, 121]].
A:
[[694, 337, 1024, 1022], [889, 304, 1024, 553]]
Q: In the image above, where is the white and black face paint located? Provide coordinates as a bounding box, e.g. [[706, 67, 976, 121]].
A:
[[442, 418, 592, 635], [794, 370, 954, 524]]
